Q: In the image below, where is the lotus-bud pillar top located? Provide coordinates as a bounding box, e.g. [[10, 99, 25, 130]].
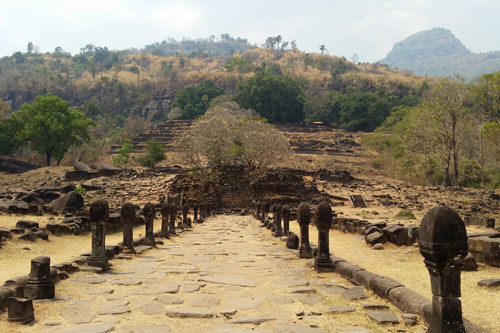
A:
[[418, 206, 467, 333]]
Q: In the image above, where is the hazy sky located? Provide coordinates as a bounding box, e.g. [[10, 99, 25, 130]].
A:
[[1, 0, 500, 62]]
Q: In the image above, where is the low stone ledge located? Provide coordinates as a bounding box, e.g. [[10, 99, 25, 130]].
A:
[[369, 276, 404, 299], [387, 286, 430, 315]]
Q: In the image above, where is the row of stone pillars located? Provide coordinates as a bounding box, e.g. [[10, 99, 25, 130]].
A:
[[8, 199, 214, 324], [252, 200, 468, 333], [88, 200, 214, 273]]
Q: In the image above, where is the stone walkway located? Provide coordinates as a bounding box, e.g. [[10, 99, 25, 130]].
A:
[[14, 215, 424, 332]]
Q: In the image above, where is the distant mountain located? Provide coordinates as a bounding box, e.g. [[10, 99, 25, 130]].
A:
[[379, 27, 500, 79]]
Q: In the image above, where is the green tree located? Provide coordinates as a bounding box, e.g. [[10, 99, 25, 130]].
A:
[[16, 94, 94, 166], [234, 70, 305, 123], [171, 80, 225, 119], [112, 139, 134, 168], [137, 139, 166, 168], [0, 117, 24, 155]]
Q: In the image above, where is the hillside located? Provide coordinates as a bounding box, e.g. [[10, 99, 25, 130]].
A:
[[380, 27, 500, 79]]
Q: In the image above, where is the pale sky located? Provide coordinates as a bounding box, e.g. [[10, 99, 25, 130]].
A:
[[1, 0, 500, 62]]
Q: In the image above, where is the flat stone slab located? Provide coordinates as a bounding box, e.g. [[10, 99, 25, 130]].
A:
[[165, 308, 214, 318], [83, 288, 114, 295], [109, 278, 143, 286], [80, 267, 104, 274], [274, 277, 309, 288], [199, 275, 256, 287], [140, 301, 164, 315], [74, 276, 106, 284], [361, 304, 389, 310], [229, 317, 276, 325], [289, 286, 316, 293], [342, 287, 368, 300], [268, 295, 294, 304], [294, 294, 322, 305], [60, 300, 96, 324], [48, 323, 115, 333], [478, 278, 500, 287], [365, 310, 400, 324], [156, 295, 184, 305], [98, 300, 131, 315], [221, 296, 263, 310], [182, 282, 202, 292], [188, 295, 221, 307], [117, 324, 171, 333], [324, 305, 356, 314], [129, 283, 180, 295], [318, 285, 347, 296]]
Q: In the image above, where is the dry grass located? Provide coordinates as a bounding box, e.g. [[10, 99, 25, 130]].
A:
[[0, 219, 164, 283]]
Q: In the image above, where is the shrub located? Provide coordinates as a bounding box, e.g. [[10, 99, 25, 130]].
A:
[[112, 139, 134, 168], [74, 185, 87, 195], [137, 139, 165, 168], [395, 209, 416, 219]]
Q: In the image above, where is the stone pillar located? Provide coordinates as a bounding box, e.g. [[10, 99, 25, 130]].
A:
[[256, 201, 261, 221], [282, 204, 291, 236], [169, 202, 178, 235], [297, 203, 313, 259], [263, 202, 269, 225], [23, 256, 55, 299], [88, 200, 109, 271], [251, 200, 256, 218], [268, 204, 276, 230], [193, 203, 199, 223], [160, 202, 170, 239], [419, 206, 467, 333], [121, 202, 136, 252], [314, 202, 334, 272], [7, 297, 34, 323], [274, 204, 283, 237], [182, 203, 189, 228], [143, 203, 156, 247]]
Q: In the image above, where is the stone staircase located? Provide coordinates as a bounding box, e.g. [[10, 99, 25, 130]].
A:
[[110, 120, 193, 153]]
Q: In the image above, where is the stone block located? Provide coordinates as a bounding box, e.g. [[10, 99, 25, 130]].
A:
[[387, 286, 430, 315], [369, 276, 404, 299]]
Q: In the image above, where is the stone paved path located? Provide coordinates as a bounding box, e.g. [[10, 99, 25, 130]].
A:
[[10, 215, 425, 332]]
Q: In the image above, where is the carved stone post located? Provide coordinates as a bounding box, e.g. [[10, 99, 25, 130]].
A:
[[297, 203, 313, 259], [160, 201, 170, 239], [169, 202, 177, 235], [121, 202, 136, 252], [282, 204, 291, 236], [182, 203, 189, 228], [263, 202, 269, 225], [88, 200, 109, 271], [314, 201, 334, 272], [23, 256, 55, 299], [193, 203, 199, 223], [143, 203, 156, 247], [268, 204, 276, 230], [419, 206, 467, 333], [251, 200, 256, 218], [8, 297, 34, 323], [256, 201, 261, 221], [274, 204, 283, 237]]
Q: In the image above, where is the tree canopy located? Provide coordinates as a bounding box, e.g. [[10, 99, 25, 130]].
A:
[[234, 70, 305, 123], [15, 93, 94, 165], [171, 80, 225, 119]]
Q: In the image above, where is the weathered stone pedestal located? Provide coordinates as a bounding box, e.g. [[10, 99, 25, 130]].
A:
[[314, 202, 334, 272], [274, 204, 283, 237], [297, 203, 313, 259], [263, 202, 269, 226], [193, 203, 199, 223], [143, 203, 156, 247], [24, 256, 55, 299], [182, 204, 189, 229], [88, 200, 109, 271], [160, 202, 170, 238], [419, 206, 467, 333], [121, 202, 136, 252], [282, 204, 290, 236], [7, 297, 34, 323], [169, 202, 178, 235]]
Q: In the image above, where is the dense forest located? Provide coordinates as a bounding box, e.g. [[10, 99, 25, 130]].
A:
[[0, 35, 499, 188]]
